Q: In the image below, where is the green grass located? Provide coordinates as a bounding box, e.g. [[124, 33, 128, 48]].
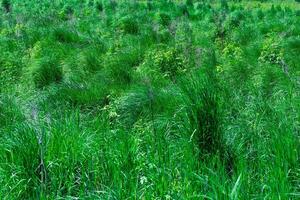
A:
[[0, 0, 299, 199]]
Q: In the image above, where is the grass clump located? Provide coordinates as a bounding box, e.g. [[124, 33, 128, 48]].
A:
[[52, 28, 81, 44], [27, 40, 65, 89], [1, 0, 11, 13], [59, 4, 74, 21], [104, 46, 143, 86], [118, 16, 139, 35], [95, 1, 104, 12], [0, 125, 40, 199], [57, 80, 110, 108], [157, 12, 172, 27], [180, 70, 223, 156], [0, 95, 24, 128], [30, 56, 63, 89]]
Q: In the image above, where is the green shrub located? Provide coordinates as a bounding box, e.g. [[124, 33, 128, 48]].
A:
[[143, 46, 186, 79], [155, 49, 185, 77], [259, 37, 283, 65]]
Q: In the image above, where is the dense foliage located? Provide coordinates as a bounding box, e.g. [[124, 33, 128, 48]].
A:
[[0, 0, 299, 199]]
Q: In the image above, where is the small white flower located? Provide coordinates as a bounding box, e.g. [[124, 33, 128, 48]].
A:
[[140, 176, 148, 185]]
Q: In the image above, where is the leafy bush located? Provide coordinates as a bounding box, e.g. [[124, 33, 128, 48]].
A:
[[142, 46, 187, 79], [259, 37, 283, 65]]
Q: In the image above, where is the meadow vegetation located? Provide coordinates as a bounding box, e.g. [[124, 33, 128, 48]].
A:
[[0, 0, 299, 199]]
